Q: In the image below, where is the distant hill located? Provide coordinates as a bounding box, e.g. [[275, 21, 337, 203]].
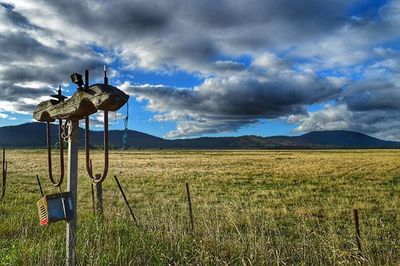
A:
[[295, 131, 400, 148], [0, 123, 399, 149], [0, 123, 164, 148]]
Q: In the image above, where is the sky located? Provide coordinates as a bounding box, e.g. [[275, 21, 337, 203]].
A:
[[0, 0, 400, 140]]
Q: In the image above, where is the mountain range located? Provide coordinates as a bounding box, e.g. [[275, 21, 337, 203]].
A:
[[0, 122, 399, 149]]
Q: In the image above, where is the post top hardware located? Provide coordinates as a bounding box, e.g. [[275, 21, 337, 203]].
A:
[[50, 86, 67, 104]]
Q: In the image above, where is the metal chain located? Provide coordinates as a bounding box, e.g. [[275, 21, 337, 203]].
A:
[[119, 101, 129, 175], [121, 101, 129, 151], [61, 120, 72, 142]]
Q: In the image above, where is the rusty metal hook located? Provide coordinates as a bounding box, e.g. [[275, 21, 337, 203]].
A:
[[85, 111, 109, 183], [84, 67, 110, 184], [46, 119, 65, 187]]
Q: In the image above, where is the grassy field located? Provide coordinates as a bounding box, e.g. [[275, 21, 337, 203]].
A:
[[0, 149, 399, 265]]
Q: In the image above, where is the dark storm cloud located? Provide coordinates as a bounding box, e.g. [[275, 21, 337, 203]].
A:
[[183, 0, 351, 32], [42, 0, 170, 36], [10, 0, 359, 72], [342, 79, 400, 111], [126, 59, 342, 137], [0, 32, 67, 62], [213, 61, 246, 72], [1, 84, 51, 101]]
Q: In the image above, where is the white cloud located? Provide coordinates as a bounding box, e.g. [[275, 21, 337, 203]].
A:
[[80, 111, 125, 128], [0, 113, 8, 119]]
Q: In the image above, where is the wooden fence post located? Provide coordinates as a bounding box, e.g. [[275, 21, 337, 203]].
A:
[[353, 209, 364, 262], [1, 148, 7, 204], [185, 182, 195, 233], [91, 183, 96, 215], [95, 174, 103, 217]]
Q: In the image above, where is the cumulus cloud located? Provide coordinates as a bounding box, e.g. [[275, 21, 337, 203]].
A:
[[290, 77, 400, 140], [79, 111, 125, 128], [0, 2, 109, 113], [290, 104, 400, 141]]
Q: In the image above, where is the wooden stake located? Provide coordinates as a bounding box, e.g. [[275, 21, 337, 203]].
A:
[[114, 175, 138, 226], [353, 209, 364, 262], [95, 174, 103, 217], [91, 183, 95, 215], [66, 120, 78, 266], [36, 174, 44, 197], [1, 148, 7, 203], [185, 182, 195, 233]]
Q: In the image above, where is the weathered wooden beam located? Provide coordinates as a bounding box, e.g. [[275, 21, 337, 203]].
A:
[[33, 84, 129, 122]]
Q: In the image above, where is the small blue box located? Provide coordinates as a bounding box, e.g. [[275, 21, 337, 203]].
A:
[[37, 192, 74, 226]]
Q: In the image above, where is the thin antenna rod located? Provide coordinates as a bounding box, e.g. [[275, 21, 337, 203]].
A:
[[104, 65, 108, 85], [85, 69, 89, 89]]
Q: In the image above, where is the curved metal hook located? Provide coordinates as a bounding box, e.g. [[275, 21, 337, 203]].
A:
[[85, 111, 109, 183], [46, 119, 64, 187]]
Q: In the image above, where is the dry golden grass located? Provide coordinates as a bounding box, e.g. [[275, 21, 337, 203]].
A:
[[1, 149, 399, 265]]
